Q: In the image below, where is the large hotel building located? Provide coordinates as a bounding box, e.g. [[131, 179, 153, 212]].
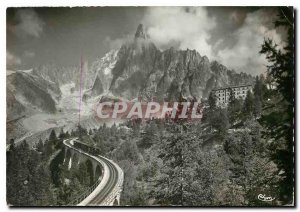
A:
[[211, 84, 253, 107]]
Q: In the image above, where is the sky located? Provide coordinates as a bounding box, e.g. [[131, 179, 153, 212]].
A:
[[6, 7, 287, 76]]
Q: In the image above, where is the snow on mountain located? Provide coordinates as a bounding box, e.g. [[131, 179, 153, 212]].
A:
[[6, 24, 255, 144], [83, 50, 118, 100]]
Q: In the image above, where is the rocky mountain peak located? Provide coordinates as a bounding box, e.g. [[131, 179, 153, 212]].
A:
[[134, 24, 147, 39], [91, 24, 255, 101]]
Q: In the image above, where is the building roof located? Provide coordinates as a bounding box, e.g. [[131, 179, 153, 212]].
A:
[[212, 84, 252, 91]]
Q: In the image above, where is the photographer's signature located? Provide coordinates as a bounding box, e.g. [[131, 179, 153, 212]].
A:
[[258, 194, 275, 202]]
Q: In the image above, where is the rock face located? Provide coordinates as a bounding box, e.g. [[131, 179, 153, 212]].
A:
[[107, 25, 254, 101], [32, 63, 80, 86], [89, 50, 118, 92], [7, 24, 255, 119], [135, 24, 147, 40], [83, 74, 104, 101], [82, 50, 118, 100], [90, 75, 104, 96], [7, 70, 62, 119]]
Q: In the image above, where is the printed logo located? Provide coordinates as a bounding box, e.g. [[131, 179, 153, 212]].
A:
[[257, 194, 275, 202]]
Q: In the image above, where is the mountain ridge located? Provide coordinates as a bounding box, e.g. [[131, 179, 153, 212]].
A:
[[101, 24, 255, 101]]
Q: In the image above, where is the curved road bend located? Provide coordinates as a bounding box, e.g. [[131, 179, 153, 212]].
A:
[[64, 138, 120, 206], [88, 156, 119, 205]]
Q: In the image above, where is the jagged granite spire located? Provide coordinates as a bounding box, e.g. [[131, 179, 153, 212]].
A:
[[134, 24, 146, 39]]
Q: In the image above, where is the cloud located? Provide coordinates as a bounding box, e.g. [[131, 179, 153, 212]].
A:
[[142, 7, 216, 58], [102, 7, 285, 76], [103, 35, 133, 50], [10, 9, 44, 38], [140, 7, 285, 76], [214, 9, 284, 76], [7, 51, 21, 68]]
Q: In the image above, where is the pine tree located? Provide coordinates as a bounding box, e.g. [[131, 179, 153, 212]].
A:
[[7, 139, 55, 206], [224, 127, 280, 206], [156, 127, 185, 205], [228, 88, 243, 125], [77, 125, 87, 138], [49, 129, 57, 141], [228, 88, 235, 104], [259, 7, 294, 204], [59, 128, 66, 139], [253, 95, 262, 119], [140, 121, 158, 149], [203, 92, 217, 123], [36, 139, 44, 152], [243, 91, 254, 119], [253, 75, 267, 102], [208, 92, 217, 109], [45, 139, 53, 157], [210, 108, 229, 137], [65, 131, 70, 138], [253, 75, 267, 118]]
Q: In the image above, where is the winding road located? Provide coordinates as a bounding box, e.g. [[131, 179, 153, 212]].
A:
[[88, 155, 119, 205], [63, 138, 123, 206]]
